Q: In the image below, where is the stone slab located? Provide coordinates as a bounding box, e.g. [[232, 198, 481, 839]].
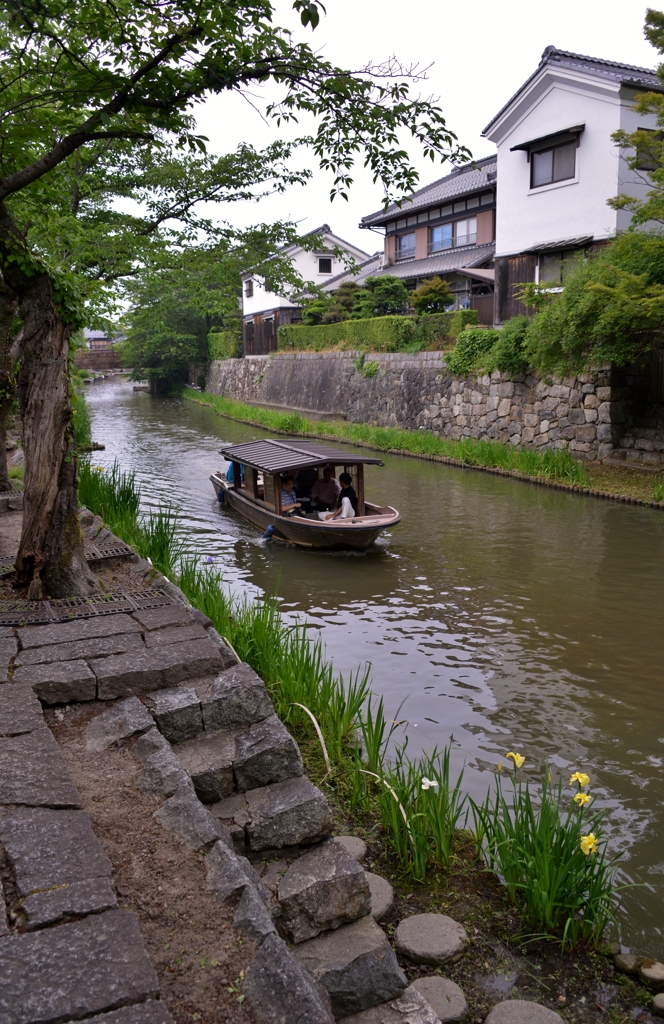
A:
[[205, 626, 238, 671], [334, 836, 367, 864], [394, 913, 469, 966], [198, 663, 274, 730], [0, 727, 81, 807], [366, 871, 394, 922], [145, 687, 203, 743], [244, 932, 334, 1024], [204, 838, 256, 902], [154, 787, 230, 853], [13, 660, 97, 704], [278, 838, 371, 944], [654, 992, 664, 1017], [15, 633, 145, 667], [0, 684, 44, 737], [94, 639, 223, 700], [21, 876, 118, 930], [174, 729, 235, 803], [233, 884, 277, 944], [144, 623, 209, 648], [411, 977, 467, 1022], [17, 614, 140, 650], [131, 605, 193, 631], [131, 727, 169, 762], [63, 1003, 174, 1024], [137, 747, 195, 799], [337, 988, 440, 1024], [85, 698, 154, 752], [484, 1001, 563, 1024], [0, 637, 17, 663], [246, 776, 334, 851], [0, 806, 112, 895], [234, 714, 304, 792], [0, 909, 158, 1024], [294, 914, 407, 1017]]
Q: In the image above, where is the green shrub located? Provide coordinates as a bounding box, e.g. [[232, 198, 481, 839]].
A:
[[208, 330, 242, 361], [72, 387, 92, 448], [279, 315, 418, 352], [483, 316, 529, 374], [446, 327, 498, 375], [363, 360, 379, 378], [351, 275, 409, 318], [414, 309, 479, 349], [411, 276, 453, 314]]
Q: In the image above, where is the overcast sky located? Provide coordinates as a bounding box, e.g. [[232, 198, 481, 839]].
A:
[[194, 1, 658, 255]]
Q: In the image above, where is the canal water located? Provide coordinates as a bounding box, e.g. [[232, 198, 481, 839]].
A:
[[87, 378, 664, 955]]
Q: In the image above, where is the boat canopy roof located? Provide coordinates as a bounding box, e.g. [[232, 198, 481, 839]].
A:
[[219, 439, 384, 474]]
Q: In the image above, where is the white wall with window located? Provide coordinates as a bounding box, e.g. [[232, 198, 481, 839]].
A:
[[242, 228, 369, 318], [484, 65, 659, 259]]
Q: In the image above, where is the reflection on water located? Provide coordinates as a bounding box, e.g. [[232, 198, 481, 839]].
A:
[[87, 379, 664, 955]]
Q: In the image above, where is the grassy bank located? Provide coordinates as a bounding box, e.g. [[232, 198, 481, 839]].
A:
[[188, 388, 664, 504], [79, 458, 624, 960], [187, 388, 589, 486]]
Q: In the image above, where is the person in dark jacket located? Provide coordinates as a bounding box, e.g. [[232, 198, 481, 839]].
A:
[[324, 472, 358, 520]]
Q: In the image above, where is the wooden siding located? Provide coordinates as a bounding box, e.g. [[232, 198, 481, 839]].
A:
[[470, 294, 494, 326], [476, 209, 495, 245], [243, 308, 301, 355], [495, 255, 537, 323]]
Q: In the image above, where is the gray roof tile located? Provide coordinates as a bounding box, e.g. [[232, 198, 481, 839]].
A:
[[360, 158, 496, 227]]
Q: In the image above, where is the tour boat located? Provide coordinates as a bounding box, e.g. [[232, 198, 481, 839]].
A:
[[209, 439, 400, 550]]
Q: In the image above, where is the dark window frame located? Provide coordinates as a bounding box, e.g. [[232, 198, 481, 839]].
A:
[[397, 232, 416, 261], [318, 257, 333, 274], [530, 140, 577, 189], [244, 279, 254, 297]]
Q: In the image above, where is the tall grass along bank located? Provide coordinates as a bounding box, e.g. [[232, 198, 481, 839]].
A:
[[187, 388, 589, 487], [79, 459, 623, 949]]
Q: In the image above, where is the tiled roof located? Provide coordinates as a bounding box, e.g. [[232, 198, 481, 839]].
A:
[[321, 253, 383, 291], [360, 158, 497, 227], [370, 242, 495, 281], [483, 46, 661, 136]]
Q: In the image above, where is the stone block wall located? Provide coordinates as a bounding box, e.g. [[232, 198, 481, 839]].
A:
[[206, 352, 643, 463]]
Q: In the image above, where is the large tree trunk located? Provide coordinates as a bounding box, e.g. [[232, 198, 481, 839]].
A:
[[15, 272, 97, 599], [0, 280, 18, 494]]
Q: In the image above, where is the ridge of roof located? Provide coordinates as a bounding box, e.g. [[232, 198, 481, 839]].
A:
[[482, 45, 660, 138], [361, 157, 497, 227]]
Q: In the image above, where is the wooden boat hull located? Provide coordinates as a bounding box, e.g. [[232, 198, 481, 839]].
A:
[[210, 474, 399, 550]]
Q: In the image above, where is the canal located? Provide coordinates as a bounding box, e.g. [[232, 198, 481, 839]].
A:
[[88, 377, 664, 956]]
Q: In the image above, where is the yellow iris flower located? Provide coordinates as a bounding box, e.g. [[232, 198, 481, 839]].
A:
[[580, 832, 598, 856], [569, 771, 590, 787], [574, 792, 590, 806], [506, 752, 525, 768]]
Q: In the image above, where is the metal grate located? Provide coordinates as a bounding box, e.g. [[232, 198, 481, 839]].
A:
[[0, 588, 176, 627], [0, 543, 136, 580]]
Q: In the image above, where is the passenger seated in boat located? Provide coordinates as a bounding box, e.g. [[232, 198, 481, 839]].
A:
[[294, 466, 318, 500], [309, 466, 341, 512], [322, 473, 358, 521], [226, 462, 244, 484], [281, 476, 306, 517]]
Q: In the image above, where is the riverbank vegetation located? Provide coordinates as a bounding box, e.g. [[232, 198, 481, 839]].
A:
[[79, 458, 623, 955], [187, 388, 590, 485], [188, 389, 664, 502]]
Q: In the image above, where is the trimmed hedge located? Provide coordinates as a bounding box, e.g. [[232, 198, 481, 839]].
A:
[[208, 330, 242, 360], [277, 309, 478, 353]]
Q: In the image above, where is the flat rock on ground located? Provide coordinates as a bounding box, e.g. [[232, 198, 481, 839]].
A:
[[0, 910, 158, 1024], [333, 835, 367, 863], [0, 727, 81, 807], [365, 871, 394, 922], [0, 684, 44, 737], [641, 960, 664, 990], [277, 837, 371, 943], [17, 614, 140, 649], [337, 987, 440, 1024], [653, 992, 664, 1017], [411, 977, 467, 1022], [61, 1003, 174, 1024], [293, 913, 407, 1018], [394, 913, 469, 966], [244, 932, 334, 1024], [13, 659, 97, 704], [198, 663, 275, 730], [484, 1001, 564, 1024]]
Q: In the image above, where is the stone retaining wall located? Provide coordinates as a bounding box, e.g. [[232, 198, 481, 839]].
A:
[[206, 352, 635, 463]]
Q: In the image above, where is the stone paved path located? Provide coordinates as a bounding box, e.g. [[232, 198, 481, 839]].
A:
[[0, 597, 231, 1024]]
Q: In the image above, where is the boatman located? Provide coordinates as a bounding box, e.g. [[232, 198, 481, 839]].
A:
[[309, 466, 341, 512]]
